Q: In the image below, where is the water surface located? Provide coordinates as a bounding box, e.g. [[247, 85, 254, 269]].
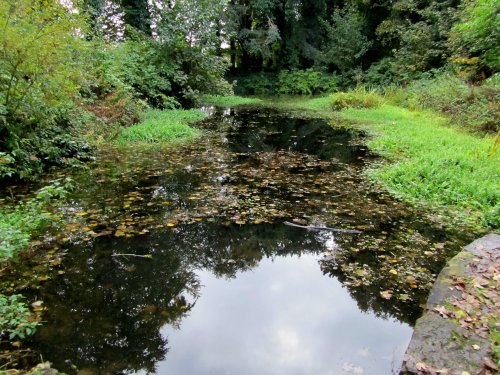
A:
[[14, 106, 470, 374]]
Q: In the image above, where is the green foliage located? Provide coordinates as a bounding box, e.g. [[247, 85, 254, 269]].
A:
[[319, 5, 372, 74], [330, 88, 384, 111], [0, 0, 95, 179], [278, 69, 339, 95], [233, 70, 338, 96], [451, 0, 500, 72], [339, 105, 499, 228], [0, 294, 40, 340], [363, 58, 398, 87], [0, 178, 73, 261], [0, 152, 15, 178], [0, 0, 88, 134], [116, 109, 204, 145], [384, 74, 500, 132], [200, 95, 262, 107], [109, 38, 178, 109], [376, 0, 459, 80], [232, 72, 279, 95], [153, 0, 230, 105]]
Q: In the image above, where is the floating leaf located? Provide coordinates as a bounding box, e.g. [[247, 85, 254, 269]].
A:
[[380, 290, 393, 300]]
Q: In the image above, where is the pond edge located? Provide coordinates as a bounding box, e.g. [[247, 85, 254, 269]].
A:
[[400, 233, 500, 374]]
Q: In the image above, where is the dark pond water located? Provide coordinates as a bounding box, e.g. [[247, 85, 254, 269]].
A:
[[11, 106, 471, 374]]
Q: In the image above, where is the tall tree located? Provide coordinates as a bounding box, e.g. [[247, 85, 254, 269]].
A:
[[121, 0, 151, 35], [450, 0, 500, 74], [318, 4, 372, 74]]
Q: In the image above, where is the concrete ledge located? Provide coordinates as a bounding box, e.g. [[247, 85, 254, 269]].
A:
[[401, 233, 500, 374]]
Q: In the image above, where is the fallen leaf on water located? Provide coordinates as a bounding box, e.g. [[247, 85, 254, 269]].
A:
[[380, 290, 393, 300]]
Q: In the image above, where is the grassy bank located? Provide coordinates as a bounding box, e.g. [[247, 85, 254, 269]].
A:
[[341, 105, 499, 228], [116, 109, 204, 146], [199, 95, 263, 107]]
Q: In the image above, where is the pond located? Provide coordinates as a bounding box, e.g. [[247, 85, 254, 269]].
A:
[[17, 106, 471, 374]]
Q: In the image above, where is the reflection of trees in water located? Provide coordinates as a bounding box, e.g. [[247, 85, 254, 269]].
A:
[[31, 223, 327, 373], [199, 107, 367, 164], [319, 218, 467, 326], [31, 237, 199, 374], [30, 217, 463, 373]]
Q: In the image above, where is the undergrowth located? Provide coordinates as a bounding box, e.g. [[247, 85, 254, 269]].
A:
[[0, 294, 40, 340], [0, 178, 73, 262], [116, 109, 204, 145], [383, 74, 500, 133], [330, 87, 384, 110]]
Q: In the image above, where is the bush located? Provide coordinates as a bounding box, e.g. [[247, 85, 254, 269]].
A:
[[330, 87, 384, 110], [384, 74, 500, 132], [278, 69, 339, 95], [0, 294, 40, 339], [232, 72, 280, 95], [364, 58, 398, 87]]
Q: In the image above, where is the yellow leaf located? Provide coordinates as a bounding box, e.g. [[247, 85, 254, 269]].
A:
[[389, 269, 398, 275], [166, 222, 176, 227]]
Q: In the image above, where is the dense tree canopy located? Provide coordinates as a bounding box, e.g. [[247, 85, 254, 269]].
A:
[[0, 0, 497, 179]]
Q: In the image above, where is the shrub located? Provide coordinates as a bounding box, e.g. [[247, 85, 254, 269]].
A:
[[0, 294, 40, 339], [232, 72, 280, 95], [383, 74, 500, 132], [278, 69, 339, 95], [330, 87, 384, 110]]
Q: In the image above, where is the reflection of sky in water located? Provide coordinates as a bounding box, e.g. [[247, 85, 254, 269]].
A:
[[143, 254, 411, 375]]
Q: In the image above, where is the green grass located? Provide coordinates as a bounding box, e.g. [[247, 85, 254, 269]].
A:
[[339, 105, 499, 228], [116, 109, 204, 145], [199, 95, 263, 107]]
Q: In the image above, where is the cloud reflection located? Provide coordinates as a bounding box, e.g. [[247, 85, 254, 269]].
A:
[[153, 254, 412, 375]]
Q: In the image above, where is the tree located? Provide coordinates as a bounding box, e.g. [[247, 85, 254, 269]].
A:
[[152, 0, 230, 104], [121, 0, 152, 35], [376, 0, 461, 78], [319, 5, 372, 74], [450, 0, 500, 74], [0, 0, 88, 149]]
